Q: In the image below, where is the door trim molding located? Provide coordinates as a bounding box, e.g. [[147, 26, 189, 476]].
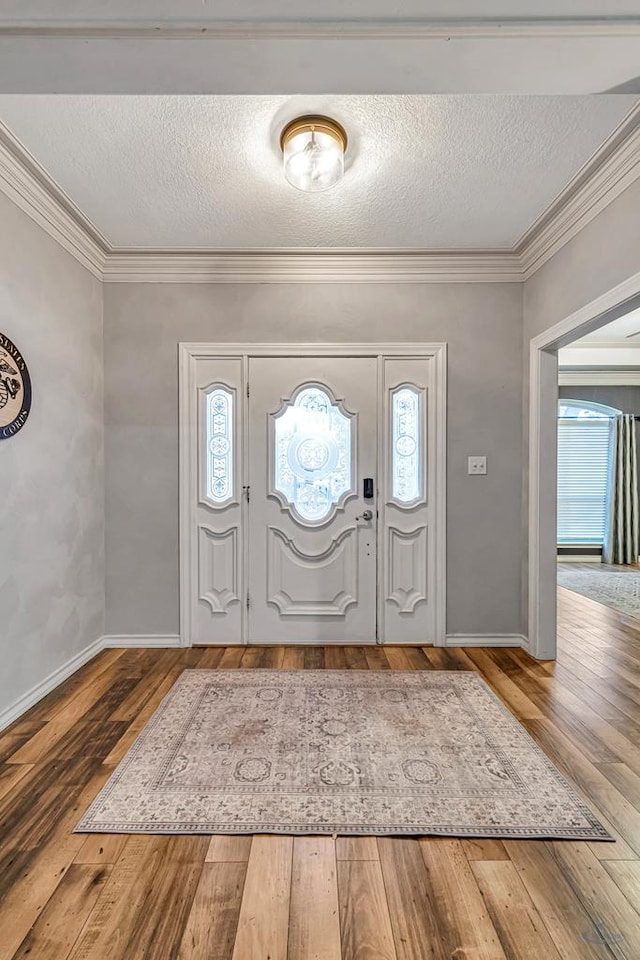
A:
[[528, 271, 640, 660], [179, 342, 447, 647]]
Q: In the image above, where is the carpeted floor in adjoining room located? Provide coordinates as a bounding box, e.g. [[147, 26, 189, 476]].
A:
[[557, 562, 640, 620], [75, 668, 609, 840]]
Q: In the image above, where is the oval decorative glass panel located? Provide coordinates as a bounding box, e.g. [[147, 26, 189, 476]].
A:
[[273, 385, 353, 524], [392, 386, 421, 504], [207, 387, 234, 505]]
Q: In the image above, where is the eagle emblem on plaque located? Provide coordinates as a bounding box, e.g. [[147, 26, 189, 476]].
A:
[[0, 335, 31, 439]]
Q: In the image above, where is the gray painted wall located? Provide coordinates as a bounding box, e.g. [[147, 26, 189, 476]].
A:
[[0, 192, 104, 718], [559, 385, 640, 417], [104, 281, 524, 638]]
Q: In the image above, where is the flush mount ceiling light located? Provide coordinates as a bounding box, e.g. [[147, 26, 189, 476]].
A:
[[280, 115, 348, 193]]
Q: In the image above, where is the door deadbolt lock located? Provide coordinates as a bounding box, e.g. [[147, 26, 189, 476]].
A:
[[356, 509, 373, 522]]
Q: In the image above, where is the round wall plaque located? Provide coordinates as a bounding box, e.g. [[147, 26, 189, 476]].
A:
[[0, 333, 31, 440]]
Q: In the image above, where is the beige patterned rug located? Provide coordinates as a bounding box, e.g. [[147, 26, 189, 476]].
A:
[[76, 669, 610, 839]]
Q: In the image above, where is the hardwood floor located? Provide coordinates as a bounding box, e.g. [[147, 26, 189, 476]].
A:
[[1, 588, 640, 959]]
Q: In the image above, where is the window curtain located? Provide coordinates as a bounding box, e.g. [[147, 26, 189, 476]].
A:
[[603, 414, 639, 565]]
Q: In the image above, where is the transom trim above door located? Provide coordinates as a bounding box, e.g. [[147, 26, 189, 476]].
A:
[[179, 343, 447, 648]]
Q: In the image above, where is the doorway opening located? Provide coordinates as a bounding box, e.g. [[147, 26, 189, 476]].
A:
[[528, 275, 640, 659], [556, 309, 640, 622]]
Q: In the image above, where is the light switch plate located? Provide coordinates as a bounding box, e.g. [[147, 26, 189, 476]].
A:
[[468, 456, 487, 475]]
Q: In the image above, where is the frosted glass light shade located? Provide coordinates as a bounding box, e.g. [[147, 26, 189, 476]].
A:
[[280, 116, 347, 193]]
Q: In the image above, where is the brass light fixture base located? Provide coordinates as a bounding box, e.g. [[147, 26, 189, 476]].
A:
[[280, 115, 348, 153]]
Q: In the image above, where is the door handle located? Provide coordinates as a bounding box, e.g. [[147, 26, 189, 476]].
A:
[[356, 509, 373, 522]]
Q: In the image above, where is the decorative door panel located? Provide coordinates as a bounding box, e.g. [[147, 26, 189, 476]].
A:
[[191, 357, 244, 644], [247, 357, 378, 643], [198, 525, 240, 613], [387, 525, 428, 613], [381, 357, 436, 643], [267, 526, 358, 616]]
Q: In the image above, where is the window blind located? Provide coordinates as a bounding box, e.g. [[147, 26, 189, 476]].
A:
[[557, 418, 612, 545]]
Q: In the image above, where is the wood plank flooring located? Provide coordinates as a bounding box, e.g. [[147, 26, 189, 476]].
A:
[[1, 587, 640, 958]]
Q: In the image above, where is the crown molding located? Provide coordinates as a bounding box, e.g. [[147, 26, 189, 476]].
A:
[[102, 250, 522, 283], [0, 101, 639, 284], [2, 18, 640, 39], [517, 102, 640, 279], [0, 121, 107, 279]]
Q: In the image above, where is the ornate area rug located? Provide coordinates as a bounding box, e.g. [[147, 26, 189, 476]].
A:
[[76, 669, 610, 839], [558, 563, 640, 620]]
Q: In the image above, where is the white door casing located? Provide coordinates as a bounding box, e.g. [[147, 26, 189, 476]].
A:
[[179, 343, 447, 646]]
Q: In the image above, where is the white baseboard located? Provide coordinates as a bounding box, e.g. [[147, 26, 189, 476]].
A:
[[445, 634, 529, 649], [0, 629, 535, 733], [557, 555, 601, 563], [101, 634, 182, 648], [0, 635, 105, 733]]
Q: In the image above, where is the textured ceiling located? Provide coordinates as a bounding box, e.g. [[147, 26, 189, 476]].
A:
[[0, 94, 636, 250], [576, 306, 640, 343], [4, 2, 640, 21]]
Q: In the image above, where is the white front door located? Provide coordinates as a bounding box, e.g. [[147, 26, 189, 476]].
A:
[[248, 356, 378, 643], [181, 344, 445, 646]]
